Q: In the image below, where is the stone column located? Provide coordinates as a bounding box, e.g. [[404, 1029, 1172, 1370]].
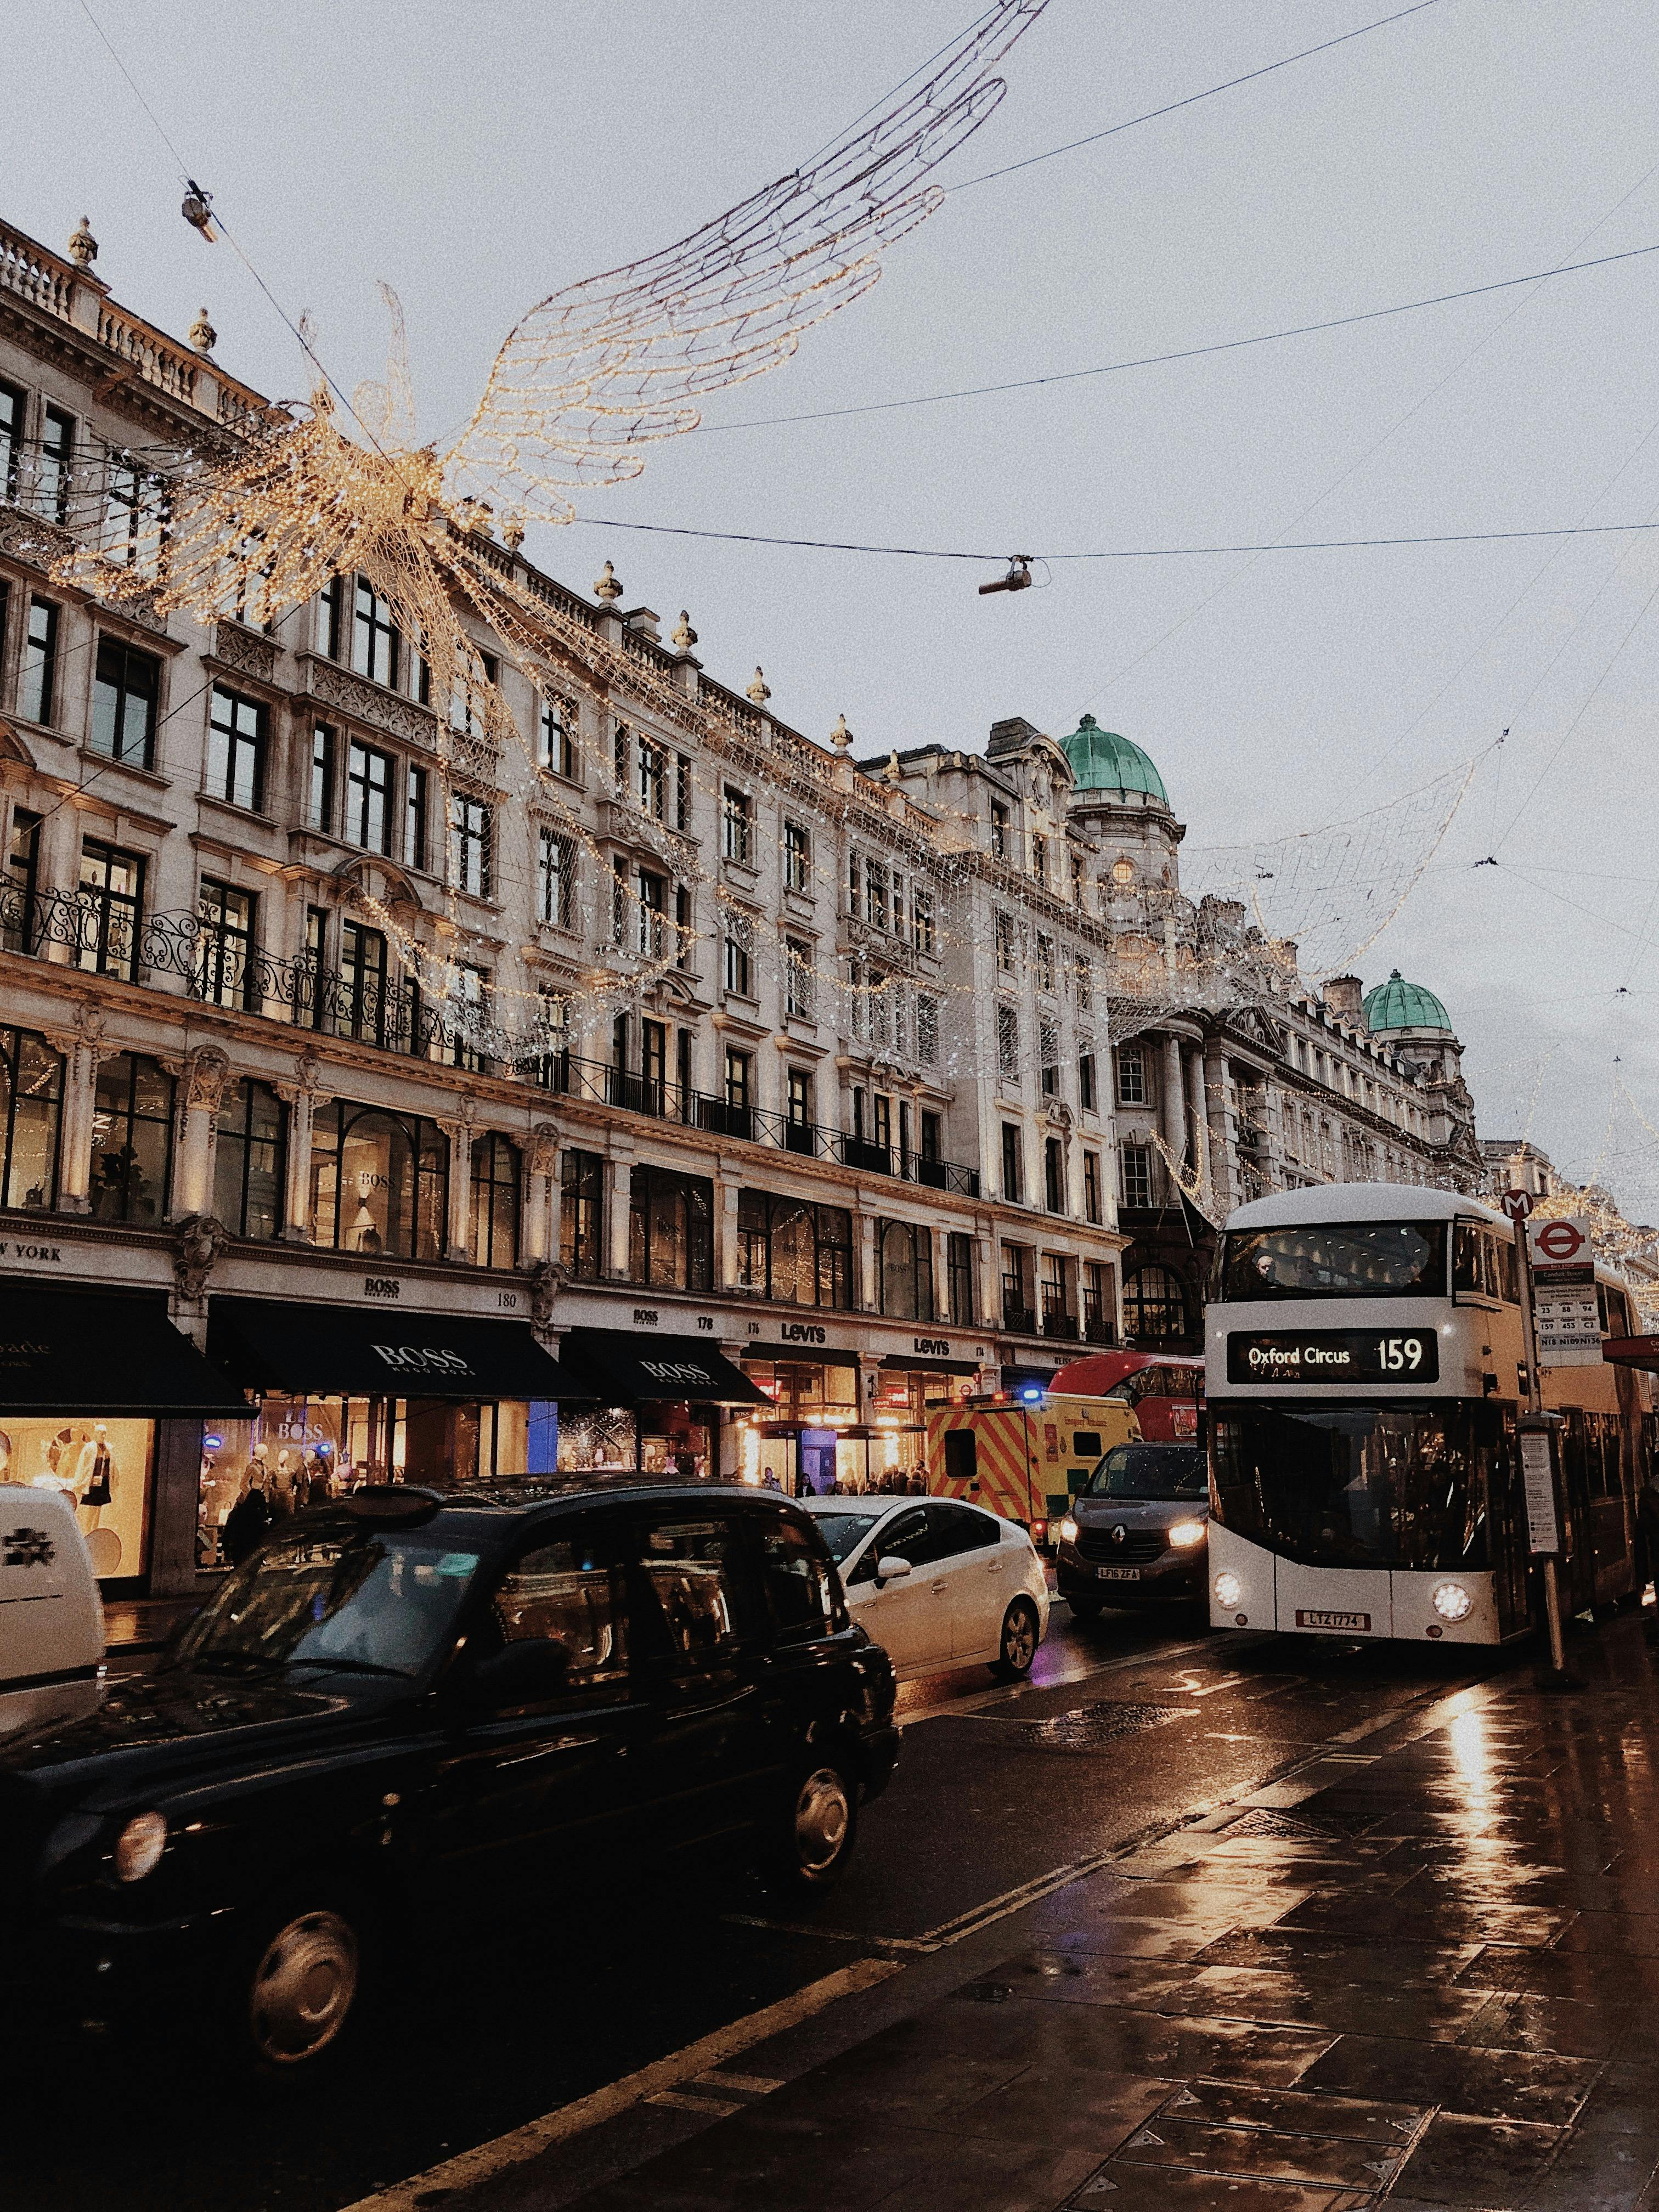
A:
[[1161, 1033, 1188, 1171], [522, 1123, 558, 1267], [603, 1149, 634, 1280], [276, 1058, 325, 1243], [927, 1223, 949, 1324], [857, 1209, 878, 1313], [173, 1047, 230, 1221], [975, 1228, 998, 1330], [1203, 1043, 1232, 1217], [1186, 1047, 1210, 1199], [47, 1016, 108, 1215], [440, 1115, 475, 1264], [715, 1173, 742, 1291]]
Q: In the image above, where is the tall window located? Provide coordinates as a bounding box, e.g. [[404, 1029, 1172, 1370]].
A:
[[39, 405, 74, 524], [91, 638, 159, 768], [102, 451, 161, 567], [0, 380, 21, 499], [18, 597, 58, 724], [636, 735, 668, 818], [309, 1101, 446, 1260], [1120, 1142, 1154, 1211], [629, 1165, 713, 1291], [783, 819, 810, 893], [3, 808, 40, 955], [1040, 1018, 1060, 1097], [847, 854, 862, 919], [1079, 1051, 1097, 1111], [724, 1046, 753, 1120], [787, 1068, 813, 1132], [1035, 933, 1055, 991], [1083, 1150, 1102, 1224], [990, 802, 1008, 858], [449, 793, 492, 895], [443, 965, 490, 1074], [1040, 1253, 1068, 1330], [340, 919, 390, 1045], [635, 869, 665, 960], [1044, 1137, 1065, 1213], [537, 825, 575, 927], [997, 1005, 1019, 1082], [916, 994, 939, 1065], [91, 1053, 172, 1224], [351, 576, 400, 686], [539, 693, 579, 779], [560, 1149, 603, 1278], [1082, 1260, 1114, 1343], [947, 1232, 975, 1327], [995, 911, 1015, 973], [308, 724, 335, 832], [196, 879, 255, 1008], [1116, 1043, 1146, 1104], [864, 859, 889, 931], [345, 741, 392, 853], [469, 1132, 521, 1269], [878, 1220, 933, 1321], [722, 786, 753, 863], [1124, 1265, 1188, 1344], [213, 1080, 285, 1239], [1030, 833, 1047, 884], [0, 1026, 61, 1209], [1001, 1122, 1023, 1204], [76, 840, 143, 979], [736, 1192, 854, 1308], [785, 937, 814, 1019], [207, 686, 265, 812], [1074, 955, 1092, 1009], [912, 888, 935, 956], [404, 764, 427, 870], [724, 915, 753, 997]]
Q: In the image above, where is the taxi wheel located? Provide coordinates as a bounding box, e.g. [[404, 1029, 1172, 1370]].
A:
[[991, 1598, 1040, 1680], [765, 1759, 859, 1894], [232, 1891, 368, 2077]]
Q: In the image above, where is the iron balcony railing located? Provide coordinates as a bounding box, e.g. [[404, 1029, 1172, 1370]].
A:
[[1, 883, 984, 1192]]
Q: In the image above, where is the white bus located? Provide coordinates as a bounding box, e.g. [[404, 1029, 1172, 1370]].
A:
[[1205, 1184, 1652, 1645]]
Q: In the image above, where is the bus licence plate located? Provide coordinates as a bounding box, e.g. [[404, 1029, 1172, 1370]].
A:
[[1295, 1608, 1370, 1631], [1097, 1565, 1141, 1582]]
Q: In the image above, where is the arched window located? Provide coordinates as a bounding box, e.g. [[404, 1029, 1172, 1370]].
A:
[[309, 1102, 446, 1261], [1124, 1264, 1189, 1344], [0, 1026, 61, 1209], [469, 1132, 521, 1269], [91, 1053, 172, 1223], [879, 1220, 933, 1322], [213, 1079, 286, 1238]]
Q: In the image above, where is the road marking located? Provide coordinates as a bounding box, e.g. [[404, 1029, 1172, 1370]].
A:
[[896, 1633, 1217, 1728], [645, 2090, 742, 2117], [333, 1955, 901, 2212], [692, 2070, 783, 2094]]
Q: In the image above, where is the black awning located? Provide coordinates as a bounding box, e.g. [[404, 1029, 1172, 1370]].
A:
[[879, 1352, 983, 1376], [558, 1329, 769, 1407], [742, 1342, 863, 1369], [208, 1297, 579, 1402], [0, 1288, 246, 1418]]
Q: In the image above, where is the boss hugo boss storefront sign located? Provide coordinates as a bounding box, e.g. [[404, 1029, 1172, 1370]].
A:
[[555, 1329, 769, 1483]]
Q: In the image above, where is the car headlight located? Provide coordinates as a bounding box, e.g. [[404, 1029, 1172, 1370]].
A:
[[113, 1810, 168, 1884], [1431, 1581, 1474, 1623], [1058, 1516, 1079, 1545], [1167, 1519, 1207, 1550], [1213, 1570, 1242, 1608]]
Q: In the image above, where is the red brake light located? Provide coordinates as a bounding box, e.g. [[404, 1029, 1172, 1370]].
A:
[[1030, 1519, 1048, 1544]]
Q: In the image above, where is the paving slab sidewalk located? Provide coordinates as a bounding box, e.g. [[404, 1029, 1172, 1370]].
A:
[[544, 1617, 1659, 2212]]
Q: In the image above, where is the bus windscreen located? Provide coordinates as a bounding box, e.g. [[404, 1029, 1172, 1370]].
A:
[[1221, 1221, 1448, 1301], [1210, 1402, 1491, 1571]]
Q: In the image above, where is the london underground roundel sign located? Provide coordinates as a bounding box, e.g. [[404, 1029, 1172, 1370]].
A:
[[1534, 1219, 1587, 1263]]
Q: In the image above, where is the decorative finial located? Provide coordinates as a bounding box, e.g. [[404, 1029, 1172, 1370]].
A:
[[502, 516, 524, 553], [884, 750, 902, 785], [188, 306, 217, 355], [68, 216, 98, 269], [747, 665, 771, 706], [594, 560, 622, 603], [830, 714, 853, 753], [673, 610, 699, 652]]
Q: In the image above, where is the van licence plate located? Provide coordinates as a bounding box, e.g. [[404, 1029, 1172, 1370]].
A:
[[1097, 1565, 1141, 1582], [1295, 1608, 1370, 1631]]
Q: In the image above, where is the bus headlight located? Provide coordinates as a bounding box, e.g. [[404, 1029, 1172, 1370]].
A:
[[1057, 1517, 1079, 1545], [1431, 1581, 1474, 1623], [1214, 1571, 1242, 1608], [1167, 1519, 1207, 1550]]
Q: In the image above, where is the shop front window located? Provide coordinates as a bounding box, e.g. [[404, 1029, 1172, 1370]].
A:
[[91, 1053, 172, 1223], [628, 1165, 713, 1292], [309, 1101, 446, 1261], [1124, 1264, 1189, 1344], [19, 1415, 154, 1583], [0, 1025, 61, 1208], [745, 1361, 859, 1423], [878, 1219, 933, 1321], [561, 1149, 602, 1279], [736, 1191, 854, 1308], [469, 1131, 521, 1268], [213, 1079, 286, 1239]]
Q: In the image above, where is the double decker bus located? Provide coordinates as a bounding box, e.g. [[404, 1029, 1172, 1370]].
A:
[[1045, 1350, 1205, 1442], [1206, 1184, 1651, 1645]]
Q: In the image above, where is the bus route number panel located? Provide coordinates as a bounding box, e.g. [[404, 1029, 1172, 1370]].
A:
[[1226, 1329, 1441, 1385]]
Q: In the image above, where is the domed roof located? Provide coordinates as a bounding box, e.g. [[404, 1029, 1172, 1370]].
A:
[[1364, 969, 1453, 1034], [1060, 713, 1167, 804]]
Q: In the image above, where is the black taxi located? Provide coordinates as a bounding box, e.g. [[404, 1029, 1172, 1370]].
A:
[[0, 1482, 898, 2073]]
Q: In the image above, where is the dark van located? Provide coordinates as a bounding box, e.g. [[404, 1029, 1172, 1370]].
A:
[[0, 1482, 898, 2073]]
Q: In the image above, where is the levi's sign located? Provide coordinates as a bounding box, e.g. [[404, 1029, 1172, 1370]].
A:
[[1227, 1330, 1440, 1385]]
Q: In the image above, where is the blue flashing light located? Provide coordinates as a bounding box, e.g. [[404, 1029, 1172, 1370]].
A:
[[1020, 1386, 1045, 1405]]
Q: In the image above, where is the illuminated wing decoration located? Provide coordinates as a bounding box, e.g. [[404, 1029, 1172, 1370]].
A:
[[442, 0, 1053, 522]]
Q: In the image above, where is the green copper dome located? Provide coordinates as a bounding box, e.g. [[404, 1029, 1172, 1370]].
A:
[[1060, 713, 1167, 804], [1363, 970, 1453, 1034]]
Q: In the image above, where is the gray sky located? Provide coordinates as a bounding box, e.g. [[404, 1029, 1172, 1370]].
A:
[[8, 0, 1659, 1208]]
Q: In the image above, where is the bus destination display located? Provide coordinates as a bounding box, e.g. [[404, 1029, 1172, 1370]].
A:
[[1227, 1329, 1440, 1385]]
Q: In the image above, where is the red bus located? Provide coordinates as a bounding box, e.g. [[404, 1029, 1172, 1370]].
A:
[[1045, 1350, 1205, 1443]]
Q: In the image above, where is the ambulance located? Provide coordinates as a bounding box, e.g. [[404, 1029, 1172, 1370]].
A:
[[926, 1386, 1141, 1543]]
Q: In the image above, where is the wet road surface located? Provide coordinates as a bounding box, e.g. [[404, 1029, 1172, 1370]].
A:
[[11, 1600, 1629, 2212]]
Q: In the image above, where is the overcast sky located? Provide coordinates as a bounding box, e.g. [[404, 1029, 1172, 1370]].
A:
[[7, 1, 1658, 1208]]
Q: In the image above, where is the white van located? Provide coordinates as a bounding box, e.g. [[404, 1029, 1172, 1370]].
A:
[[0, 1485, 105, 1739]]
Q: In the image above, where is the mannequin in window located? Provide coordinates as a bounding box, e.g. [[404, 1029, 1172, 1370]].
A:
[[76, 1424, 115, 1527]]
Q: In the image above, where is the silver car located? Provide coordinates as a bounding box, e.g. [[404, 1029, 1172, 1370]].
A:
[[1054, 1442, 1210, 1620]]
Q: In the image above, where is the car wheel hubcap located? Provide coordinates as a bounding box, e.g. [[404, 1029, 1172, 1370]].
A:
[[1004, 1609, 1036, 1668], [795, 1768, 850, 1873], [249, 1910, 358, 2064]]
